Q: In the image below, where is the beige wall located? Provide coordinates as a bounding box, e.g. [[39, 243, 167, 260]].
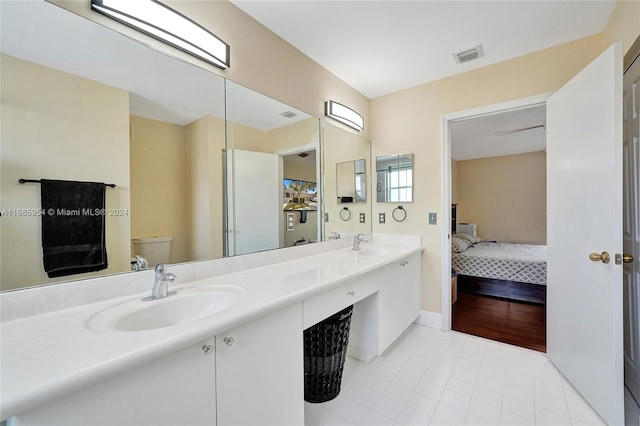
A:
[[371, 34, 604, 313], [130, 114, 226, 264], [457, 152, 547, 245], [0, 54, 131, 290], [130, 115, 187, 264], [185, 115, 226, 261], [602, 0, 640, 56]]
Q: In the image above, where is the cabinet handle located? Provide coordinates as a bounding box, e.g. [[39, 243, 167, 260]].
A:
[[223, 337, 234, 347], [348, 291, 355, 297], [202, 344, 214, 355]]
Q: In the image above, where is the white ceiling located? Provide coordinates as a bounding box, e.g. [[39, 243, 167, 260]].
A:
[[450, 104, 546, 161], [231, 0, 616, 100]]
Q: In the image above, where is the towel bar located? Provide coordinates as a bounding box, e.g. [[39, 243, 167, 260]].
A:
[[19, 179, 116, 188]]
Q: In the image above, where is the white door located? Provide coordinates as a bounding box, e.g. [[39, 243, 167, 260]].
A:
[[227, 149, 280, 256], [623, 54, 640, 411], [547, 43, 624, 425]]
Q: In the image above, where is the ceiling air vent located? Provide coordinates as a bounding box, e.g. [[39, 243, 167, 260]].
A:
[[453, 45, 483, 64], [280, 111, 298, 118]]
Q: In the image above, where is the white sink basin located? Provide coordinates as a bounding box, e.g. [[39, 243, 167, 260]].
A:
[[87, 286, 243, 332], [355, 248, 392, 257]]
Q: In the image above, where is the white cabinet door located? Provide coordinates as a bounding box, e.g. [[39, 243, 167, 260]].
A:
[[400, 253, 421, 330], [378, 262, 404, 354], [17, 338, 217, 426], [216, 303, 304, 426], [378, 254, 422, 354]]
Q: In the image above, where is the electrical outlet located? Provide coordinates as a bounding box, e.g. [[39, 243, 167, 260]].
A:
[[324, 213, 329, 222], [429, 212, 437, 225], [359, 213, 366, 223], [286, 213, 295, 231], [379, 213, 386, 224]]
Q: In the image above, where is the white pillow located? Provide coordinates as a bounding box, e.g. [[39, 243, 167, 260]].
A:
[[451, 236, 470, 253], [456, 232, 482, 245]]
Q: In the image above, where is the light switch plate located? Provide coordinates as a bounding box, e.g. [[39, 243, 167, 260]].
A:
[[379, 213, 386, 224], [429, 212, 437, 225], [324, 213, 329, 222], [359, 213, 366, 223]]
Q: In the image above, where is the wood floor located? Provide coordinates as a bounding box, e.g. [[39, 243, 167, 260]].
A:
[[452, 291, 546, 352]]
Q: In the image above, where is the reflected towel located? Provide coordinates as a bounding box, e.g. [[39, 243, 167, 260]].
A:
[[300, 210, 307, 223], [40, 179, 108, 278]]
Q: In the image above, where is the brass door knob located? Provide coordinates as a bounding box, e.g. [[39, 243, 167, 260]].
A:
[[589, 251, 611, 264], [623, 253, 635, 263]]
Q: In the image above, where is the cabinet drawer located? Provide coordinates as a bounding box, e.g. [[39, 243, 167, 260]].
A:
[[304, 271, 378, 329]]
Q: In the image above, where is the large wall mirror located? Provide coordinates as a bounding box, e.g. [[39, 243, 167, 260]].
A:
[[376, 153, 414, 203], [0, 1, 322, 291], [323, 123, 372, 237]]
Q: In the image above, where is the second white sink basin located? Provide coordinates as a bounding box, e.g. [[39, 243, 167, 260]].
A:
[[87, 286, 243, 332]]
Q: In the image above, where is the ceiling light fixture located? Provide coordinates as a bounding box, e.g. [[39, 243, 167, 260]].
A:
[[91, 0, 230, 69], [325, 101, 364, 132]]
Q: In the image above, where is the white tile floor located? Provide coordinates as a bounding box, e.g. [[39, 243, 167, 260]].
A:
[[305, 325, 607, 426]]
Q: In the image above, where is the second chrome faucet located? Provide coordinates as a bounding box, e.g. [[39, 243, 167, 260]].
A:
[[352, 234, 368, 251]]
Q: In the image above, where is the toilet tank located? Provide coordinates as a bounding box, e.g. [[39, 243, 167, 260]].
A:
[[131, 237, 172, 267]]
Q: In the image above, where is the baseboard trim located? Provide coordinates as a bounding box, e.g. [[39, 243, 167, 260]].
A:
[[347, 345, 376, 364], [415, 310, 443, 330]]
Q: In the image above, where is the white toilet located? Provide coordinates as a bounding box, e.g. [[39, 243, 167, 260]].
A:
[[132, 237, 172, 267]]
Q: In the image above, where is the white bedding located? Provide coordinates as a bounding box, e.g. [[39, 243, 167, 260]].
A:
[[452, 242, 547, 285]]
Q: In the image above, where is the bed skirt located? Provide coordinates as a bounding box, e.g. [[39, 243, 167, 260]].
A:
[[457, 274, 546, 305]]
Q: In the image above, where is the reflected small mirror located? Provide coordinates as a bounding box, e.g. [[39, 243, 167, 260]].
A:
[[336, 159, 366, 203], [376, 153, 414, 202]]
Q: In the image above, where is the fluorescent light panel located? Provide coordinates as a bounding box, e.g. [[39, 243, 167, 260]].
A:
[[325, 101, 364, 132], [91, 0, 230, 69]]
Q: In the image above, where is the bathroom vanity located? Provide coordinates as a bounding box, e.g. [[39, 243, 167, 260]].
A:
[[0, 234, 422, 425]]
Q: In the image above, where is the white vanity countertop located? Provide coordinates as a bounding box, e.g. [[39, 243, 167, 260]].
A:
[[0, 238, 422, 419]]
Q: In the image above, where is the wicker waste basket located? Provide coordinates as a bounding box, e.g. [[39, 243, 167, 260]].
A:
[[303, 305, 353, 403]]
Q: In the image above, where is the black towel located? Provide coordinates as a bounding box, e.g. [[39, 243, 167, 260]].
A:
[[40, 179, 108, 278], [300, 210, 307, 223]]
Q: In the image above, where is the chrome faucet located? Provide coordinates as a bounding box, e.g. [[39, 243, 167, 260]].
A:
[[330, 231, 341, 240], [143, 264, 176, 301], [352, 234, 368, 251], [131, 255, 148, 271]]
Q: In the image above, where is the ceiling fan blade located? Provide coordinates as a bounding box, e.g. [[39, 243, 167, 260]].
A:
[[494, 124, 546, 135]]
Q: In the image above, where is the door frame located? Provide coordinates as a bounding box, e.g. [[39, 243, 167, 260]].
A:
[[439, 93, 552, 331], [275, 142, 321, 246]]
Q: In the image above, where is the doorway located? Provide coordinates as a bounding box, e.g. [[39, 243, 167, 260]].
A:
[[446, 101, 548, 352], [440, 93, 551, 333], [280, 147, 319, 248]]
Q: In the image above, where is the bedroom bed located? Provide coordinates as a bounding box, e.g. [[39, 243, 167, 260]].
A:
[[451, 234, 547, 304]]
